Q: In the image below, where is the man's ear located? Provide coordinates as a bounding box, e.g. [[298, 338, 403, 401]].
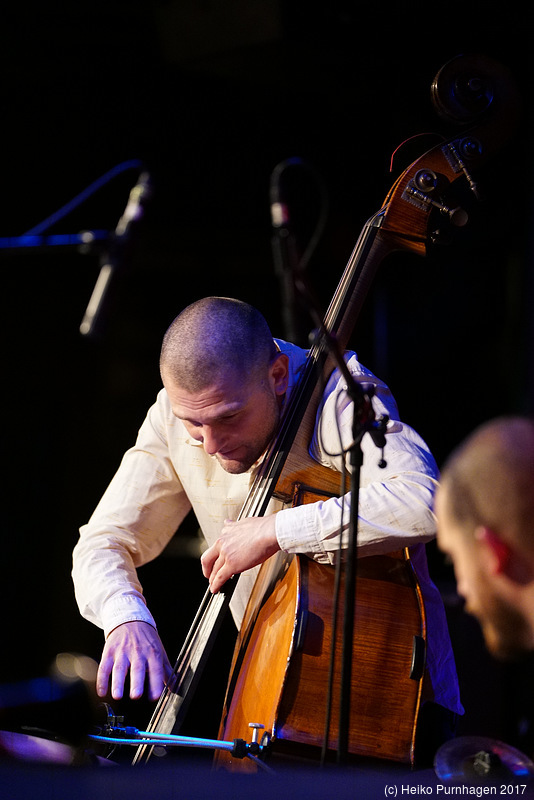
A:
[[270, 353, 289, 396], [475, 526, 511, 575]]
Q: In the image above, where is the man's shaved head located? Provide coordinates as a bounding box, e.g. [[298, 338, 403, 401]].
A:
[[440, 416, 534, 554], [160, 297, 278, 392]]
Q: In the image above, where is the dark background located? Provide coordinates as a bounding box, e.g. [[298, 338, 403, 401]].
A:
[[1, 0, 533, 765]]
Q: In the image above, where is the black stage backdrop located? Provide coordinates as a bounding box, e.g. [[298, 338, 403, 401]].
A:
[[1, 0, 533, 764]]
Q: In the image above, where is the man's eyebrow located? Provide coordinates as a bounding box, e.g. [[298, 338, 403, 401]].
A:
[[175, 404, 245, 424]]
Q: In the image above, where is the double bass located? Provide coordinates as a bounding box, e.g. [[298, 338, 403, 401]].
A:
[[133, 54, 520, 770]]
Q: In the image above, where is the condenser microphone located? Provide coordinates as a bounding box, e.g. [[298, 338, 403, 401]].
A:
[[80, 171, 151, 337], [269, 157, 304, 231]]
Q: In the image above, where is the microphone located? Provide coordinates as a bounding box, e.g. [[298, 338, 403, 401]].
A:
[[80, 171, 151, 337], [269, 157, 329, 347], [270, 159, 304, 344], [269, 157, 303, 232]]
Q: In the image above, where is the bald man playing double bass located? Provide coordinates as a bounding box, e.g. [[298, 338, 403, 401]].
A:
[[73, 296, 462, 761]]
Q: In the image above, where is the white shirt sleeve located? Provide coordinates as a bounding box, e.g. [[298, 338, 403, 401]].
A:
[[72, 394, 192, 637], [275, 355, 439, 562]]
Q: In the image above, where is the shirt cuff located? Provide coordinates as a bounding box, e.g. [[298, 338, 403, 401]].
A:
[[101, 594, 157, 639], [275, 503, 326, 556]]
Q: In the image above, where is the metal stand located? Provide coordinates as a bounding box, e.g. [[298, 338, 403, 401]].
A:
[[88, 721, 275, 773], [311, 329, 388, 764], [269, 158, 389, 764]]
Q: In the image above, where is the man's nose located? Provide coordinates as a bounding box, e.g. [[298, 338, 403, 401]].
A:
[[201, 426, 223, 456]]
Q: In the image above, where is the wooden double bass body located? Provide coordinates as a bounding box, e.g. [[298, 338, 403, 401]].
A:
[[215, 548, 426, 768], [135, 55, 520, 771]]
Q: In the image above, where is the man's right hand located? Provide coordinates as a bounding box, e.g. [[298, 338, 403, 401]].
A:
[[97, 620, 173, 701]]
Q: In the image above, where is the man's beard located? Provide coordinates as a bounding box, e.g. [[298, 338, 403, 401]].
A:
[[472, 593, 532, 661], [215, 450, 261, 474]]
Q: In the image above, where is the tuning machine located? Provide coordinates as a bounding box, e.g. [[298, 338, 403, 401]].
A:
[[403, 169, 468, 229], [441, 137, 483, 200]]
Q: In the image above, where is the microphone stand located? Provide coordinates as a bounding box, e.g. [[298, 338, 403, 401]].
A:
[[0, 163, 150, 340], [0, 231, 108, 252], [269, 159, 388, 764], [284, 272, 389, 765], [309, 325, 388, 765]]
